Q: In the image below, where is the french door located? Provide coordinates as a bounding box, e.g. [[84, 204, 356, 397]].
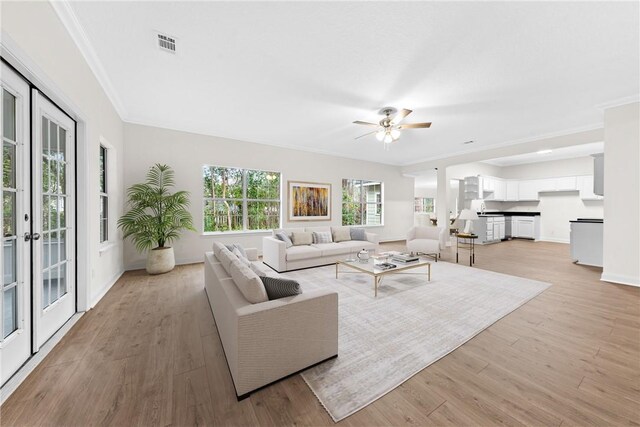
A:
[[1, 63, 76, 385], [32, 90, 76, 351], [1, 63, 31, 385]]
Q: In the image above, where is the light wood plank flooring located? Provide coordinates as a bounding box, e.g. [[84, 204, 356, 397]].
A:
[[2, 240, 639, 426]]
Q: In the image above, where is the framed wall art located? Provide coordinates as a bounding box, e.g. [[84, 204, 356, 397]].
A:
[[288, 181, 331, 221]]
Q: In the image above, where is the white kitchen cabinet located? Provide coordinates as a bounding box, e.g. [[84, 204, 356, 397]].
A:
[[512, 216, 537, 239], [554, 176, 577, 191], [537, 178, 556, 192], [517, 180, 539, 201], [493, 180, 506, 201], [506, 180, 519, 201], [464, 176, 483, 200], [492, 218, 506, 240], [578, 175, 603, 200]]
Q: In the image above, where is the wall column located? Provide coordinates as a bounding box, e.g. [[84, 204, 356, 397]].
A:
[[602, 102, 639, 287], [436, 167, 449, 245]]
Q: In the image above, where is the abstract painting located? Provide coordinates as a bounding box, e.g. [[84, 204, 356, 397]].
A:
[[288, 181, 331, 221]]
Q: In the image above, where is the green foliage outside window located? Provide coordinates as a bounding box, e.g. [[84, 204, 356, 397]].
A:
[[342, 179, 383, 226], [203, 166, 281, 232]]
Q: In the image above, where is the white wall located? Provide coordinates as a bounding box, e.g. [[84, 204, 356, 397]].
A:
[[123, 123, 415, 270], [602, 102, 640, 287], [2, 1, 125, 307], [499, 157, 594, 179]]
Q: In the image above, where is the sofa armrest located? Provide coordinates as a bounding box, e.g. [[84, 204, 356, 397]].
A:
[[245, 247, 259, 261], [234, 289, 339, 395], [262, 236, 286, 272], [407, 227, 416, 242], [366, 232, 380, 244]]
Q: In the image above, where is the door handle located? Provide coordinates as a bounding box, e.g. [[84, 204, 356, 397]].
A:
[[24, 232, 41, 241]]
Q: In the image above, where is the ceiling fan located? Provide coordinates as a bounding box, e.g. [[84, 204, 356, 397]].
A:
[[353, 107, 431, 144]]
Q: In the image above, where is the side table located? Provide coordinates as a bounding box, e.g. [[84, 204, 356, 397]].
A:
[[456, 233, 478, 266]]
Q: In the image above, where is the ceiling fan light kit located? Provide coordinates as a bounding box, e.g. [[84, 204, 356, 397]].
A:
[[353, 106, 431, 147]]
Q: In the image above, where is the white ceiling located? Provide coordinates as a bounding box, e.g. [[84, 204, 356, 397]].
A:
[[482, 142, 604, 167], [67, 1, 639, 166]]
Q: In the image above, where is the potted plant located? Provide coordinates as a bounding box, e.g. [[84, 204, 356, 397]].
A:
[[118, 163, 196, 274]]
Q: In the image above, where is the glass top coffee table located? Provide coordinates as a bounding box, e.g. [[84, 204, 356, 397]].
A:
[[335, 257, 431, 297]]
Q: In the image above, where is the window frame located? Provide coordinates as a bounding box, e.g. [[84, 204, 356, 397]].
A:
[[202, 165, 282, 234], [414, 197, 435, 214], [99, 144, 108, 244], [341, 178, 384, 227]]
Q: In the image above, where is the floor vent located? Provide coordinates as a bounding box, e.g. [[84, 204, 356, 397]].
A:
[[157, 33, 176, 53]]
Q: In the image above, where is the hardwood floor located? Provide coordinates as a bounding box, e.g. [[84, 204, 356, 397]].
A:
[[2, 240, 639, 426]]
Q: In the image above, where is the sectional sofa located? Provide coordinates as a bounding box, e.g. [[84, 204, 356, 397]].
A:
[[204, 242, 339, 398], [262, 226, 380, 272]]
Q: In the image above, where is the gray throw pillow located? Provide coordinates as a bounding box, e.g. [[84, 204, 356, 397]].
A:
[[350, 228, 367, 241], [233, 244, 247, 259], [259, 276, 302, 300], [275, 232, 293, 248]]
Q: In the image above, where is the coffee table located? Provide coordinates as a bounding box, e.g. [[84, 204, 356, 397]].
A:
[[335, 258, 431, 297]]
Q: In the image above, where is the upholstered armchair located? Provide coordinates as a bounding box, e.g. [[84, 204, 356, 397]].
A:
[[406, 226, 446, 261]]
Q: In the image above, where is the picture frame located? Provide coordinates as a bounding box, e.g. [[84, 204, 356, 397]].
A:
[[288, 181, 332, 221]]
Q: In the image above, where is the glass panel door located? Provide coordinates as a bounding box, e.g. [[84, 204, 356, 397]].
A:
[[32, 90, 75, 351], [1, 63, 32, 386]]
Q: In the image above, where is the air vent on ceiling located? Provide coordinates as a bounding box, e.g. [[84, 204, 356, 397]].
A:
[[463, 140, 475, 145], [157, 33, 176, 53]]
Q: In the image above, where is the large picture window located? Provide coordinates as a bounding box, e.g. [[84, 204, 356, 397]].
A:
[[342, 179, 383, 226], [203, 166, 281, 232]]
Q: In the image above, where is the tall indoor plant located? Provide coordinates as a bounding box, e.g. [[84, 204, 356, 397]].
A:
[[118, 163, 195, 274]]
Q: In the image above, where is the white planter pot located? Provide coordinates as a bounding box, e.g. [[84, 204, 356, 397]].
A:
[[146, 247, 175, 275]]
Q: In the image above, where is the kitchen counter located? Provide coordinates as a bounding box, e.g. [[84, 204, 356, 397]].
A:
[[482, 211, 541, 216]]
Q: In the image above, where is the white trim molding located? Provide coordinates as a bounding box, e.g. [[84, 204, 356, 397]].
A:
[[594, 94, 640, 111], [600, 273, 640, 288], [50, 1, 127, 119]]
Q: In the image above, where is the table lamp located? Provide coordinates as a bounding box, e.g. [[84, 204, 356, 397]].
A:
[[459, 208, 479, 234]]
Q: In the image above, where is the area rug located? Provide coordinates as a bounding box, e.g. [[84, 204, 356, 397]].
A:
[[280, 261, 551, 422]]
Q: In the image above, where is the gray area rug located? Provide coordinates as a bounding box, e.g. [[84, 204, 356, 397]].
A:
[[281, 261, 551, 422]]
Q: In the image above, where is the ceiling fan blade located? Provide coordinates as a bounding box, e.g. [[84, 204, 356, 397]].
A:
[[391, 108, 412, 125], [353, 120, 379, 127], [398, 122, 432, 129], [354, 130, 377, 140]]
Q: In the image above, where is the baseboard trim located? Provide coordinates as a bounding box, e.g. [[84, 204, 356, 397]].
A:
[[539, 237, 570, 244], [124, 257, 203, 271], [600, 273, 640, 287], [91, 269, 124, 308], [1, 313, 84, 404]]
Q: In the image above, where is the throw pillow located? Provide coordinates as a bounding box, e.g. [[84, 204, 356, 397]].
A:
[[212, 241, 227, 257], [229, 259, 269, 304], [259, 276, 302, 300], [313, 231, 333, 244], [275, 232, 293, 248], [233, 247, 251, 266], [291, 231, 313, 246], [333, 228, 351, 242], [233, 244, 247, 259], [350, 228, 367, 241], [217, 248, 238, 275]]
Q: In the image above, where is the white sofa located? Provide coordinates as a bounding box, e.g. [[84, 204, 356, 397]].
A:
[[262, 226, 380, 272], [204, 244, 338, 399]]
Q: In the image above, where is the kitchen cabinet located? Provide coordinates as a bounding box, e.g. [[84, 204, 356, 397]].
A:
[[512, 216, 537, 239], [517, 180, 539, 201], [593, 154, 604, 196], [475, 216, 505, 244], [554, 176, 577, 191], [464, 176, 482, 200], [577, 175, 603, 200], [506, 181, 519, 201]]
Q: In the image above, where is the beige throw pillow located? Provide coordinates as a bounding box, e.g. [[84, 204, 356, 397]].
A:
[[217, 248, 238, 275], [291, 231, 313, 246], [229, 259, 269, 304], [333, 228, 351, 242]]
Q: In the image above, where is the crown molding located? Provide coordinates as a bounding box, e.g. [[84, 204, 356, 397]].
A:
[[594, 94, 640, 111], [50, 0, 127, 120]]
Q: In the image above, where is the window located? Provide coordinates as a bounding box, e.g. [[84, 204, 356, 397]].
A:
[[99, 145, 108, 242], [203, 166, 281, 232], [414, 197, 435, 213], [342, 179, 383, 226]]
